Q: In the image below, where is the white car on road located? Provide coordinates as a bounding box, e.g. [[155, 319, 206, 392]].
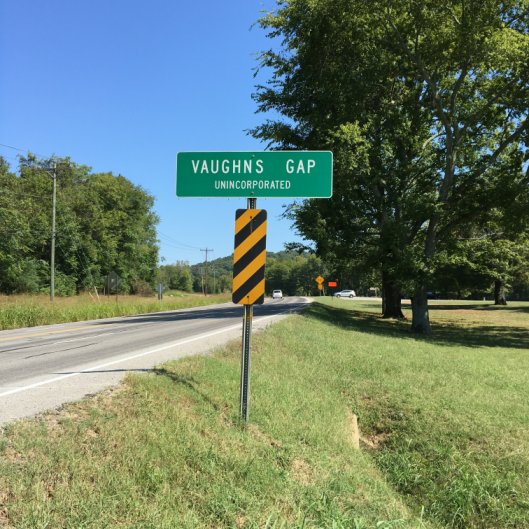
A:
[[334, 289, 356, 298], [272, 289, 283, 299]]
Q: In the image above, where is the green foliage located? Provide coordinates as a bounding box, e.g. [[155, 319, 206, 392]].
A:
[[190, 251, 332, 296], [0, 155, 159, 294], [190, 255, 233, 294], [266, 252, 329, 295], [158, 261, 194, 292], [52, 271, 78, 297], [433, 206, 529, 300], [0, 293, 231, 331], [253, 0, 529, 329]]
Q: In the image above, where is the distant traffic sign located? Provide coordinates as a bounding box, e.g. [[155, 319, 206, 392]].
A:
[[328, 281, 337, 287], [176, 151, 333, 198], [315, 275, 324, 284]]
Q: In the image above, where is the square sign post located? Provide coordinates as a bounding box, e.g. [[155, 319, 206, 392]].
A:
[[176, 151, 333, 423], [233, 199, 263, 422]]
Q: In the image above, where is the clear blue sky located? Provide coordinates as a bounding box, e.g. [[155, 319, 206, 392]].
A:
[[0, 0, 305, 265]]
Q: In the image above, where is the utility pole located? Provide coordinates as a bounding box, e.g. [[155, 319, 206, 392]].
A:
[[50, 161, 57, 303], [200, 248, 213, 295]]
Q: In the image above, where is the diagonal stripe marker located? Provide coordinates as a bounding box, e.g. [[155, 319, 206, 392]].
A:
[[232, 209, 267, 305]]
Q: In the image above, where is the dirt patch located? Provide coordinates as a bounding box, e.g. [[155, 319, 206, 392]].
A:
[[0, 506, 12, 528], [247, 424, 283, 449], [347, 409, 360, 449], [360, 432, 390, 450], [0, 483, 14, 527], [290, 458, 314, 485], [1, 446, 34, 464]]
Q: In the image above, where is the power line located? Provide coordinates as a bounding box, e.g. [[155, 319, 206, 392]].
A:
[[157, 230, 202, 250], [159, 242, 199, 253], [0, 142, 51, 159], [0, 142, 28, 153]]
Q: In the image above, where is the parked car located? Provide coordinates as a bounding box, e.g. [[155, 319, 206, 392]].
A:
[[334, 289, 356, 298], [272, 289, 283, 299]]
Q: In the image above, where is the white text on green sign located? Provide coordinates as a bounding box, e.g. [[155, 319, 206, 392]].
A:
[[176, 151, 333, 198]]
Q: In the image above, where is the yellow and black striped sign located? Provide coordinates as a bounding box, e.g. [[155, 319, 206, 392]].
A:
[[232, 209, 267, 305]]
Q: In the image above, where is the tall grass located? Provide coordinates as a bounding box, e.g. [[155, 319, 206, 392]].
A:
[[0, 292, 231, 330]]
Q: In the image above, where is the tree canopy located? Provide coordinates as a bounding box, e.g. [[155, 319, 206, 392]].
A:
[[253, 0, 529, 332], [0, 155, 159, 295]]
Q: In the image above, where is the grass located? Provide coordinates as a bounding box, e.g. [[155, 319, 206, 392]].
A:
[[1, 299, 528, 528], [0, 292, 231, 330], [310, 299, 529, 528]]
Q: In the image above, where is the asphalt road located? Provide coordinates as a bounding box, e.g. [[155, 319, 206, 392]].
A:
[[0, 296, 310, 426]]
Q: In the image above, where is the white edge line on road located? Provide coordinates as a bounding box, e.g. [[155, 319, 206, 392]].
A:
[[0, 311, 292, 398]]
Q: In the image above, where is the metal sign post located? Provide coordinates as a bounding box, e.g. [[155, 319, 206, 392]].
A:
[[176, 149, 333, 424], [234, 198, 258, 423], [240, 301, 253, 422]]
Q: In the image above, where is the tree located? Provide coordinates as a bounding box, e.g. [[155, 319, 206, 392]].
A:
[[0, 155, 159, 295], [0, 157, 40, 293], [253, 0, 529, 332], [434, 201, 529, 304], [74, 171, 159, 291], [433, 236, 529, 302], [158, 262, 193, 292]]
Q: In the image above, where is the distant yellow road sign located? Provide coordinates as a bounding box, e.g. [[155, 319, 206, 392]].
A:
[[318, 283, 323, 290], [315, 275, 324, 284], [232, 209, 267, 305]]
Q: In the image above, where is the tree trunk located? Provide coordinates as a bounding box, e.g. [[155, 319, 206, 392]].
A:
[[494, 280, 507, 305], [411, 285, 431, 334], [382, 275, 405, 319]]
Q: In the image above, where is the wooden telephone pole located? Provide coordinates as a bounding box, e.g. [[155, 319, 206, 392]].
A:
[[200, 248, 213, 295]]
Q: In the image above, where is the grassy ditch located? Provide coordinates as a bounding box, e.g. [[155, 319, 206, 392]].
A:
[[0, 292, 231, 330], [1, 300, 528, 528]]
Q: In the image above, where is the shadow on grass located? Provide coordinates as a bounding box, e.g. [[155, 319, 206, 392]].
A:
[[153, 367, 220, 411], [306, 302, 529, 350], [426, 303, 529, 313]]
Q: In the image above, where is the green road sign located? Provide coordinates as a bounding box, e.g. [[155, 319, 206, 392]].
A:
[[176, 151, 333, 198]]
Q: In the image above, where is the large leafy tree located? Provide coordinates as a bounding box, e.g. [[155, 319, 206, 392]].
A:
[[0, 156, 159, 294], [253, 0, 529, 333], [434, 191, 529, 304], [73, 171, 159, 291], [0, 157, 41, 293]]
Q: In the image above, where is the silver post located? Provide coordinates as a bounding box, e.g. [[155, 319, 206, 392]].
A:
[[240, 303, 253, 421], [240, 196, 257, 422]]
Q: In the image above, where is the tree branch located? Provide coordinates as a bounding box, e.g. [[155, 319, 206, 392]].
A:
[[473, 117, 529, 181], [383, 12, 452, 136]]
